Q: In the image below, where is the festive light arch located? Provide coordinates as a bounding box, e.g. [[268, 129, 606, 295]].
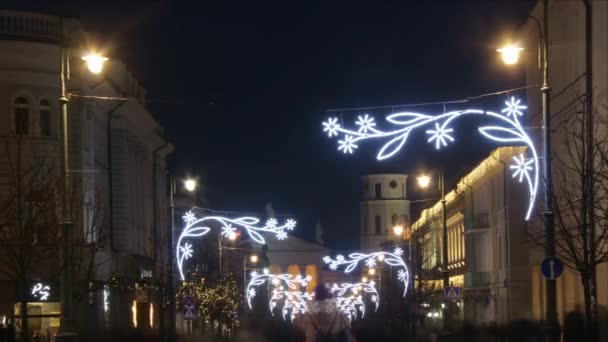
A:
[[176, 211, 296, 280], [246, 272, 379, 322], [323, 248, 410, 296], [330, 282, 379, 320], [322, 97, 538, 220]]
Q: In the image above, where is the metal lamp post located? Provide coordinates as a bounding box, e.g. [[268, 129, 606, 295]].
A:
[[497, 1, 558, 339], [168, 177, 197, 342], [56, 27, 108, 341]]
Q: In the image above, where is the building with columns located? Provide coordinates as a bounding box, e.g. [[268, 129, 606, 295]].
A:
[[360, 174, 410, 251], [0, 10, 172, 340]]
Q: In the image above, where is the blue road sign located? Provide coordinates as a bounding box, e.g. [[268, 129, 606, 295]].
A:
[[541, 256, 564, 280], [444, 286, 460, 301]]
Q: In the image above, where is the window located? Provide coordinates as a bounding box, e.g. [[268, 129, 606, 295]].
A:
[[375, 215, 381, 235], [389, 180, 397, 189], [391, 214, 398, 226], [14, 97, 29, 135], [39, 99, 51, 136], [374, 183, 382, 199]]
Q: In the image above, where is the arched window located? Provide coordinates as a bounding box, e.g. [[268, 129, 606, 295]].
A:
[[375, 215, 381, 235], [391, 213, 398, 226], [14, 97, 29, 135], [39, 99, 51, 136]]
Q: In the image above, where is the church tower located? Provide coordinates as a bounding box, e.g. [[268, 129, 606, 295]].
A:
[[360, 174, 410, 251]]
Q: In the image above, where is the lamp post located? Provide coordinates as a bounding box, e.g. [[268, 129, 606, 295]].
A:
[[57, 29, 108, 341], [168, 177, 197, 342], [416, 173, 448, 290], [497, 1, 558, 338]]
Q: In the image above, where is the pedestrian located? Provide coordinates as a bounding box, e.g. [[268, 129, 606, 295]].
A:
[[294, 284, 355, 342]]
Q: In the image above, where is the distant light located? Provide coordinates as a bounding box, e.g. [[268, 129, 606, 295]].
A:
[[361, 276, 368, 283], [149, 303, 154, 328], [228, 231, 237, 241], [82, 53, 108, 74], [497, 44, 524, 65], [392, 225, 404, 237], [184, 178, 197, 192], [377, 254, 385, 262], [368, 268, 376, 276], [250, 254, 259, 263], [417, 175, 431, 188], [131, 300, 137, 328]]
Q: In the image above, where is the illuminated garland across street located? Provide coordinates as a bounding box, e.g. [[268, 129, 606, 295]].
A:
[[330, 282, 379, 320], [246, 273, 379, 322], [177, 211, 296, 280], [246, 271, 311, 310], [322, 97, 538, 220], [323, 248, 410, 296]]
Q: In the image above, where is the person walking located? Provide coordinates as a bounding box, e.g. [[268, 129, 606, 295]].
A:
[[295, 284, 355, 342]]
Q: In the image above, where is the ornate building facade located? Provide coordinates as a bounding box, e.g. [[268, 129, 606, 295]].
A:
[[0, 10, 172, 340]]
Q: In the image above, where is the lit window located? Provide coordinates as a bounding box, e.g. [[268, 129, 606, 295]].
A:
[[39, 99, 51, 136], [14, 97, 29, 135]]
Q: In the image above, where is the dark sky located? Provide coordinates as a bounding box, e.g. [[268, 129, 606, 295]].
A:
[[8, 0, 535, 250]]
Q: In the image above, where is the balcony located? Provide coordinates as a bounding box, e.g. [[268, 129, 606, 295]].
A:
[[0, 11, 62, 43], [465, 271, 491, 288]]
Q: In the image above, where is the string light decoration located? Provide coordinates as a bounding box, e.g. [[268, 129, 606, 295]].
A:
[[330, 282, 379, 320], [270, 289, 314, 322], [247, 272, 378, 323], [323, 248, 410, 296], [246, 271, 312, 309], [177, 211, 296, 280], [322, 97, 538, 220]]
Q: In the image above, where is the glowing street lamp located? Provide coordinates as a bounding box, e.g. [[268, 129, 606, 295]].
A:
[[250, 254, 259, 263], [416, 175, 431, 188], [497, 44, 524, 65], [81, 52, 108, 74], [392, 225, 404, 237], [368, 268, 376, 276], [184, 178, 197, 192]]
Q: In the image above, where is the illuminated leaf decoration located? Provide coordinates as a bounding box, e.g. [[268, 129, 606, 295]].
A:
[[323, 248, 410, 297], [245, 273, 311, 310], [176, 213, 296, 280], [322, 98, 538, 220]]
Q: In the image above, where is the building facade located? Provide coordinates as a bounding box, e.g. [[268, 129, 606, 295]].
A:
[[0, 10, 172, 340], [521, 0, 608, 323], [411, 147, 530, 324], [360, 174, 410, 251]]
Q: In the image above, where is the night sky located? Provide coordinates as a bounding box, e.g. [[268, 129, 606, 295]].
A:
[[8, 0, 535, 251]]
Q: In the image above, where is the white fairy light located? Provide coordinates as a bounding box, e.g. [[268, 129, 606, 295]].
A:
[[324, 247, 410, 296], [176, 212, 296, 280], [103, 285, 110, 312], [321, 98, 538, 220]]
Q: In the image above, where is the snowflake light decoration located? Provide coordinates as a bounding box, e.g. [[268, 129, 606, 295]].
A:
[[176, 211, 297, 280], [246, 272, 311, 309], [324, 248, 410, 296], [322, 97, 538, 220], [510, 153, 534, 183], [330, 282, 379, 320]]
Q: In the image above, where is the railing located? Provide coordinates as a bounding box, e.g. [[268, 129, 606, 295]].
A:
[[0, 11, 61, 43], [465, 271, 491, 288]]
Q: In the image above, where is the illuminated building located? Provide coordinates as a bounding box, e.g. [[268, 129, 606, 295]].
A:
[[0, 10, 170, 338]]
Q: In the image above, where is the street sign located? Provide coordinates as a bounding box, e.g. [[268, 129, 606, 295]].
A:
[[444, 286, 460, 301], [541, 256, 564, 280], [183, 296, 197, 320]]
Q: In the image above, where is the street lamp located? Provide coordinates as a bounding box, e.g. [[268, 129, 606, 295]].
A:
[[168, 176, 197, 342], [417, 172, 448, 290], [498, 1, 558, 339], [81, 52, 108, 74], [57, 40, 108, 341], [184, 178, 197, 192], [392, 225, 404, 237], [497, 44, 524, 65], [250, 254, 259, 263]]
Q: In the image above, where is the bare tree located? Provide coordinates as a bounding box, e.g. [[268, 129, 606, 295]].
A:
[[528, 93, 608, 328], [0, 137, 106, 341]]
